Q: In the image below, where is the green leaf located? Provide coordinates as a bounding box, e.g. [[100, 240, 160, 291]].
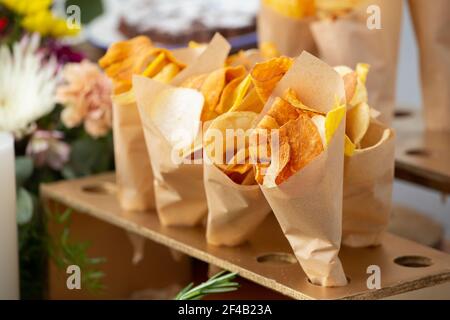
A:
[[56, 209, 72, 224], [87, 257, 107, 265], [175, 282, 194, 300], [175, 271, 239, 300], [85, 271, 104, 280], [16, 188, 34, 225], [68, 136, 113, 177], [46, 206, 106, 294], [61, 166, 76, 180], [15, 156, 34, 187]]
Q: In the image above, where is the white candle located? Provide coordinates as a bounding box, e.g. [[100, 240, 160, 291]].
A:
[[0, 132, 19, 299]]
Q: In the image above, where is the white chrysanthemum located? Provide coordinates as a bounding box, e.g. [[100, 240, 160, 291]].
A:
[[0, 34, 59, 133]]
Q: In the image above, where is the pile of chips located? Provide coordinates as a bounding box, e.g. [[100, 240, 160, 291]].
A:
[[99, 36, 185, 94], [200, 57, 294, 185], [335, 63, 373, 153], [251, 88, 345, 185], [99, 34, 374, 188]]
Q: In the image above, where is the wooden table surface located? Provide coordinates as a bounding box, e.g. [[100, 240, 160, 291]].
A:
[[393, 110, 450, 193], [41, 173, 450, 300]]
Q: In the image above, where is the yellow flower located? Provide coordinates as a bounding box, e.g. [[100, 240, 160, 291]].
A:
[[21, 9, 80, 37], [2, 0, 80, 37], [1, 0, 51, 15], [21, 10, 52, 36]]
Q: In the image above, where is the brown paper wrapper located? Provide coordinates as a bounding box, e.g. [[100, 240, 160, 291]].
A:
[[257, 2, 317, 57], [409, 0, 450, 132], [204, 163, 271, 247], [260, 52, 347, 287], [112, 91, 155, 212], [133, 34, 231, 227], [110, 45, 207, 212], [343, 121, 395, 247], [311, 0, 403, 125]]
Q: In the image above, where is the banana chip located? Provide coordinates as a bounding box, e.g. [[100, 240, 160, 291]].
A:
[[346, 101, 371, 146], [99, 37, 186, 94], [152, 63, 181, 84], [215, 74, 247, 114], [266, 97, 300, 126], [263, 0, 316, 19], [278, 114, 323, 184], [182, 66, 247, 119], [250, 57, 293, 103], [334, 63, 372, 154], [335, 63, 369, 107], [282, 88, 325, 117], [99, 36, 152, 69], [204, 111, 258, 184], [229, 88, 264, 113], [142, 52, 167, 78], [253, 88, 342, 186]]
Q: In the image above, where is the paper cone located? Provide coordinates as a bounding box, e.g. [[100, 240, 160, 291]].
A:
[[109, 44, 207, 212], [133, 77, 207, 226], [343, 121, 395, 247], [112, 91, 155, 212], [257, 2, 317, 57], [133, 34, 231, 227], [260, 52, 347, 287], [204, 163, 271, 247], [311, 0, 403, 125], [409, 0, 450, 132]]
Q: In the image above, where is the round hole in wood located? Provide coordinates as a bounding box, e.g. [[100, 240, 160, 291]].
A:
[[394, 110, 413, 118], [256, 252, 297, 265], [405, 148, 431, 157], [394, 255, 433, 268], [82, 183, 115, 195], [306, 276, 351, 287]]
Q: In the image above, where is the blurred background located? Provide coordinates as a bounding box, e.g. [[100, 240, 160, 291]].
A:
[[0, 0, 448, 300]]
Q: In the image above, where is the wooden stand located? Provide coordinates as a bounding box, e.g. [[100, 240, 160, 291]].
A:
[[394, 109, 450, 193], [41, 173, 450, 300]]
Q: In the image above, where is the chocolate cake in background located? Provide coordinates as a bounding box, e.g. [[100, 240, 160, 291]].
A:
[[118, 0, 258, 46]]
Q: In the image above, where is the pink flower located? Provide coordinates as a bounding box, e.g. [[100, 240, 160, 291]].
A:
[[26, 130, 71, 170], [56, 60, 113, 138]]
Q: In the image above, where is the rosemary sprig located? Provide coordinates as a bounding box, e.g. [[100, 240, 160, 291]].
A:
[[175, 271, 239, 300]]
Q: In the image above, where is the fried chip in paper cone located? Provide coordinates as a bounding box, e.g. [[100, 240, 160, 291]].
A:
[[203, 111, 271, 246], [133, 77, 207, 226], [132, 34, 231, 226], [259, 52, 347, 287], [343, 120, 395, 247], [103, 40, 205, 212], [258, 2, 317, 57], [111, 91, 155, 211], [311, 0, 402, 125]]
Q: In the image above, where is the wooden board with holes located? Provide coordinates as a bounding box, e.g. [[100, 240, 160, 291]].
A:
[[40, 173, 450, 300], [393, 110, 450, 193]]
